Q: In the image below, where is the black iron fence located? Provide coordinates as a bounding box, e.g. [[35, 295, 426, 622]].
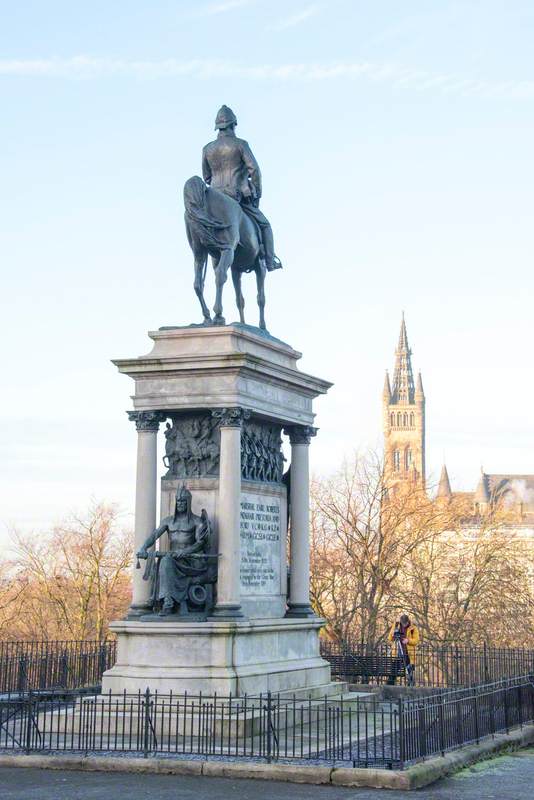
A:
[[2, 639, 533, 695], [0, 688, 400, 767], [0, 641, 116, 694], [0, 676, 533, 768], [321, 639, 534, 687], [400, 674, 534, 765]]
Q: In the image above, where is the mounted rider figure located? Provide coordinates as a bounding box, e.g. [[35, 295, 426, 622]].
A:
[[202, 105, 281, 272]]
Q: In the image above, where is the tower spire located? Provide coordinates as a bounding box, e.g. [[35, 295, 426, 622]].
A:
[[392, 313, 415, 404], [437, 464, 452, 498], [383, 313, 426, 489]]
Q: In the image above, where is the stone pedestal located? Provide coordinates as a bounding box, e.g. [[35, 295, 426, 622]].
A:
[[102, 617, 330, 695], [102, 323, 333, 696]]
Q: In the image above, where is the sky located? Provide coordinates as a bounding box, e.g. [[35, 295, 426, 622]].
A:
[[1, 1, 533, 541]]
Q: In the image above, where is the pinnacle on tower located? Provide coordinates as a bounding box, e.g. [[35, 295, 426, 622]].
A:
[[415, 371, 425, 400], [437, 464, 452, 498], [383, 370, 392, 401], [475, 471, 490, 503], [391, 313, 415, 404]]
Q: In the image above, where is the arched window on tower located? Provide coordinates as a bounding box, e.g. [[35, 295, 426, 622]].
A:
[[410, 412, 414, 427], [390, 412, 395, 427], [397, 412, 401, 427], [403, 413, 408, 427], [393, 450, 401, 471], [405, 448, 413, 470]]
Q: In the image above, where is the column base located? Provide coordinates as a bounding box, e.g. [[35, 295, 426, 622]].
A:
[[209, 603, 244, 620], [285, 603, 316, 618]]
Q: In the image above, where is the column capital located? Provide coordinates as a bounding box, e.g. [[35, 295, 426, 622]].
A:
[[212, 407, 251, 429], [127, 410, 167, 432], [284, 425, 318, 445]]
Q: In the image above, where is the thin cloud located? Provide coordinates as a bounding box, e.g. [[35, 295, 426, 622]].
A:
[[271, 4, 321, 31], [199, 0, 254, 16], [1, 56, 533, 100]]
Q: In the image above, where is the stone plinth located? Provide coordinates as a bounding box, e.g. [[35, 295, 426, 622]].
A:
[[104, 323, 333, 696], [102, 617, 330, 696], [113, 323, 330, 425]]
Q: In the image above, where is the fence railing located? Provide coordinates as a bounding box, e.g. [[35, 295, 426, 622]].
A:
[[0, 676, 533, 768], [321, 639, 534, 687], [2, 638, 533, 696], [0, 689, 400, 767], [0, 641, 116, 694], [399, 674, 534, 765]]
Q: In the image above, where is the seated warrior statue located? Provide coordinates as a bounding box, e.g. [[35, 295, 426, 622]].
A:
[[202, 105, 282, 272], [136, 485, 214, 616]]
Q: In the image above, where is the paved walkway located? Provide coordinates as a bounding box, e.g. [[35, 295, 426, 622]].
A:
[[2, 750, 534, 799]]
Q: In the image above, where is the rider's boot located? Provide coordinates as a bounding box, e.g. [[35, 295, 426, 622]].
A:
[[261, 225, 282, 271]]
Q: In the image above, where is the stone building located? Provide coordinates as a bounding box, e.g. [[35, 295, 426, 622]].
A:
[[383, 315, 534, 525], [437, 465, 534, 524]]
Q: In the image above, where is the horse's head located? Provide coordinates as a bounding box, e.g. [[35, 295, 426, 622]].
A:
[[183, 176, 207, 212]]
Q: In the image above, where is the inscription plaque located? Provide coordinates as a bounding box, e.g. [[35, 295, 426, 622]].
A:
[[240, 492, 281, 595]]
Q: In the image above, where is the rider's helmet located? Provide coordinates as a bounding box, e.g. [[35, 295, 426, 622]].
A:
[[215, 105, 237, 130]]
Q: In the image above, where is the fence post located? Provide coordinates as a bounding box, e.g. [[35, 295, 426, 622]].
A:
[[455, 646, 460, 686], [60, 651, 69, 687], [483, 642, 489, 683], [473, 687, 480, 744], [489, 686, 496, 736], [18, 655, 28, 693], [438, 695, 445, 757], [143, 688, 151, 758], [504, 685, 510, 733], [25, 690, 33, 754], [266, 691, 272, 764], [398, 698, 405, 769], [418, 702, 426, 759], [99, 644, 108, 682]]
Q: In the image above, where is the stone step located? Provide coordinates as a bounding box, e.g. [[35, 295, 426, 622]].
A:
[[274, 681, 350, 701], [328, 691, 378, 708]]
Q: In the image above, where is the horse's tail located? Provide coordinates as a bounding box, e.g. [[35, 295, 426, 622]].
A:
[[183, 176, 232, 250]]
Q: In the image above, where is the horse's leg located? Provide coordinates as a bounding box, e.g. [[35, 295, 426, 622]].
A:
[[231, 267, 245, 324], [213, 249, 233, 325], [255, 261, 267, 330], [193, 253, 211, 323]]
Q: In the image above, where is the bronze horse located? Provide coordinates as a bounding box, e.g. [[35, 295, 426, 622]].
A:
[[184, 176, 267, 329]]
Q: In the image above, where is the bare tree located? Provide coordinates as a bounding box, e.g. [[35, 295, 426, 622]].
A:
[[310, 452, 459, 646], [0, 560, 27, 639], [310, 452, 534, 648], [6, 502, 132, 641], [401, 499, 534, 647]]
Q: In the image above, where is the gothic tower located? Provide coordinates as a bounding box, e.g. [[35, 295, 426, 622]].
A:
[[383, 314, 426, 487]]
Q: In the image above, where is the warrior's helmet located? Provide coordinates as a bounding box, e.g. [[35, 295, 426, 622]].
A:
[[214, 105, 237, 131], [175, 484, 192, 514]]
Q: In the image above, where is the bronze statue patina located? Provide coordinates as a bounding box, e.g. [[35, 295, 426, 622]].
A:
[[184, 105, 281, 330], [136, 485, 217, 617]]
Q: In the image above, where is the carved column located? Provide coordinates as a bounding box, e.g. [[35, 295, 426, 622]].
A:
[[284, 425, 317, 617], [211, 407, 250, 618], [127, 410, 166, 617]]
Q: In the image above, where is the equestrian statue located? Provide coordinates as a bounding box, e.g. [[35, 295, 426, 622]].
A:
[[184, 105, 281, 330]]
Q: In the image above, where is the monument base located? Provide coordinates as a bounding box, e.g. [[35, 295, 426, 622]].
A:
[[102, 616, 331, 696]]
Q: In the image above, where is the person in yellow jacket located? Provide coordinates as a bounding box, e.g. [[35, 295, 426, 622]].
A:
[[388, 614, 420, 685]]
